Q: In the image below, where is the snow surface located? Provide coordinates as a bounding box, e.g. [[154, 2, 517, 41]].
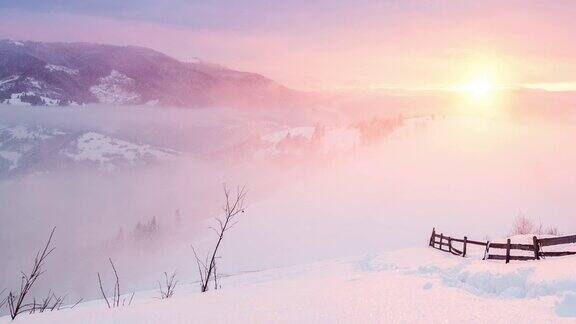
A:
[[89, 70, 141, 104], [0, 150, 20, 170], [45, 64, 79, 75], [145, 99, 159, 106], [255, 126, 361, 157], [40, 96, 60, 106], [1, 92, 61, 106], [3, 247, 575, 323], [0, 75, 63, 106], [0, 124, 178, 175], [6, 125, 52, 140], [64, 132, 175, 165], [26, 77, 41, 89], [7, 40, 24, 46], [261, 126, 316, 143], [2, 93, 32, 106], [0, 75, 19, 89]]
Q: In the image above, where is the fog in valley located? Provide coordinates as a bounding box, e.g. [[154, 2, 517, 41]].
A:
[[1, 90, 576, 306]]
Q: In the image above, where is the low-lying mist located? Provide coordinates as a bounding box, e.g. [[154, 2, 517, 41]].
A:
[[1, 93, 576, 308]]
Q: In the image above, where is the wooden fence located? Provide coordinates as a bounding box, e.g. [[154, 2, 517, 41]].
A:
[[428, 228, 576, 263]]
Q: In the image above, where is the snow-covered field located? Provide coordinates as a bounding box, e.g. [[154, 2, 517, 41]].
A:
[[3, 247, 576, 323]]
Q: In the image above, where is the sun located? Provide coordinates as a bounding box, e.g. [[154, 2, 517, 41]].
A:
[[450, 69, 504, 115], [463, 74, 495, 101]]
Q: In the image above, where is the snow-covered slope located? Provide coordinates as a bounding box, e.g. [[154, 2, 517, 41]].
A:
[[0, 75, 66, 106], [226, 115, 406, 160], [3, 247, 575, 323], [0, 124, 177, 177], [0, 39, 300, 108], [63, 132, 174, 164], [89, 70, 141, 105]]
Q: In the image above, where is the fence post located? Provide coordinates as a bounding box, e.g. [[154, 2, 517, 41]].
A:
[[463, 236, 468, 257], [483, 241, 490, 260], [429, 228, 436, 247], [505, 238, 511, 264], [448, 237, 452, 253], [439, 233, 444, 250], [532, 236, 540, 260]]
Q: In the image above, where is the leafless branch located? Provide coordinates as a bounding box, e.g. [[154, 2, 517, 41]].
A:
[[193, 184, 247, 292], [21, 291, 69, 315], [109, 258, 120, 307], [157, 271, 178, 299], [6, 227, 56, 319], [128, 292, 135, 306], [208, 226, 220, 236], [0, 288, 7, 309], [59, 298, 83, 310], [213, 260, 219, 290], [97, 273, 111, 308], [191, 245, 207, 288], [97, 258, 129, 308]]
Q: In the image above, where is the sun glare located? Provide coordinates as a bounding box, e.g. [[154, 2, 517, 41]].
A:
[[450, 68, 505, 115], [465, 75, 494, 100], [449, 54, 507, 109]]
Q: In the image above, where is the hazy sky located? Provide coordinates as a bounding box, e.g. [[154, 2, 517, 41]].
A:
[[1, 0, 575, 91]]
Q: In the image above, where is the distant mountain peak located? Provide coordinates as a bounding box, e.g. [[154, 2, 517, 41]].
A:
[[0, 40, 299, 108]]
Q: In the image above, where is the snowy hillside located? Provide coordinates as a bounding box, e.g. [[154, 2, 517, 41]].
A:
[[0, 40, 300, 108], [225, 114, 465, 160], [89, 70, 141, 105], [2, 247, 575, 323], [225, 116, 407, 160], [0, 124, 177, 177]]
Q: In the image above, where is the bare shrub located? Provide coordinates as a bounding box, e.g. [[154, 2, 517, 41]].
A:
[[6, 227, 56, 319], [510, 215, 560, 236], [157, 271, 178, 300], [545, 226, 560, 236], [97, 258, 134, 308], [510, 215, 535, 235], [27, 291, 81, 314], [59, 297, 84, 310], [192, 184, 246, 293]]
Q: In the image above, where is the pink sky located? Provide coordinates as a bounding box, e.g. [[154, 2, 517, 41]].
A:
[[1, 2, 576, 91]]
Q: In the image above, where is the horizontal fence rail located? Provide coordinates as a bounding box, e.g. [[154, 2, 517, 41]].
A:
[[428, 228, 576, 263], [538, 235, 576, 247]]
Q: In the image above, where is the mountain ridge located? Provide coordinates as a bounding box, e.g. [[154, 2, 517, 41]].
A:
[[0, 39, 300, 108]]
